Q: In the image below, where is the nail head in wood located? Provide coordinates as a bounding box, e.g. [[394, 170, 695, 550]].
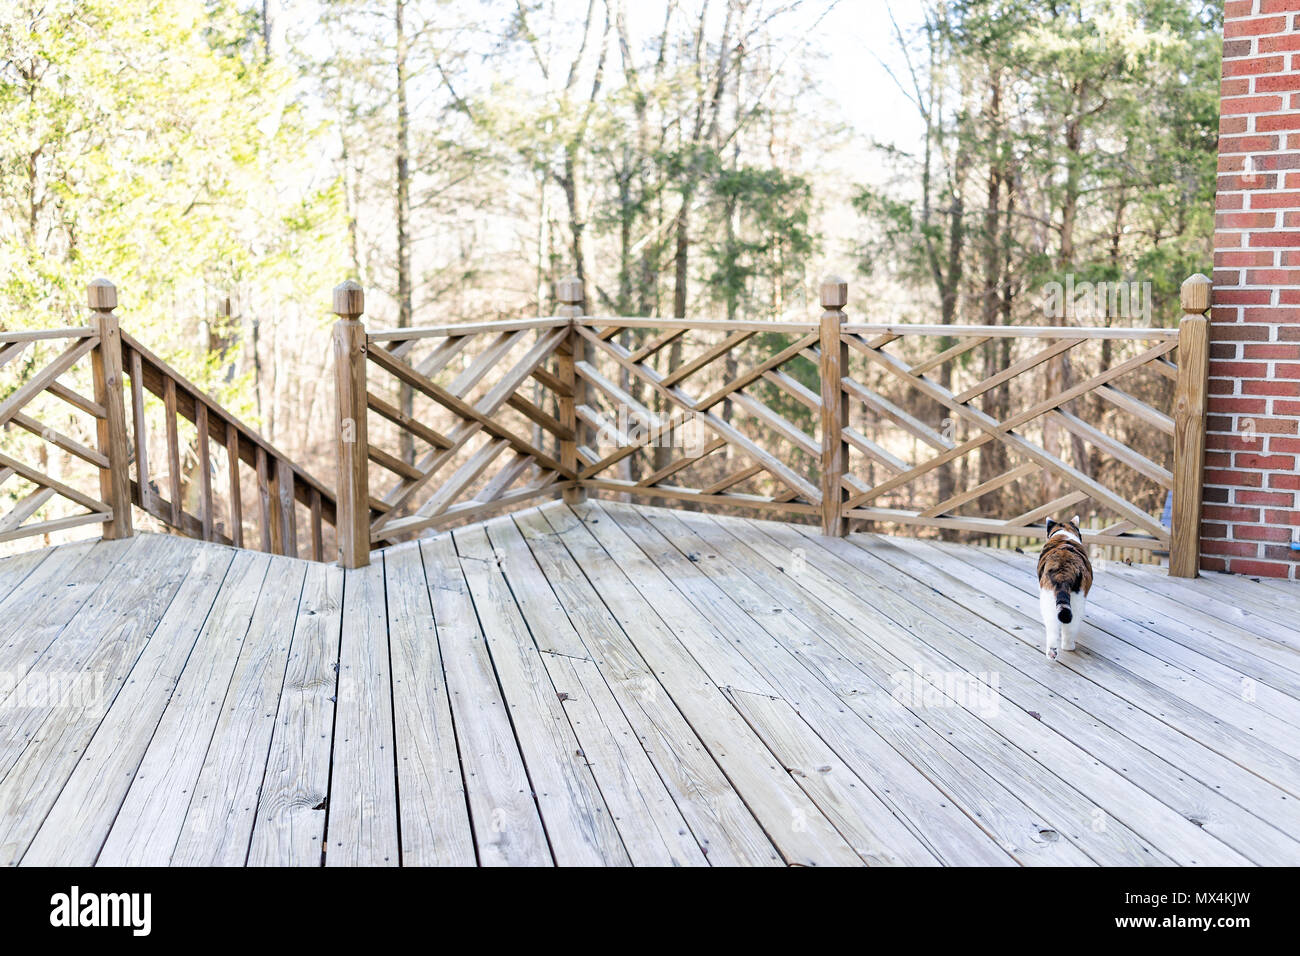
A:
[[333, 280, 365, 319], [556, 275, 583, 307], [1179, 274, 1211, 315], [87, 278, 117, 311], [820, 275, 848, 311]]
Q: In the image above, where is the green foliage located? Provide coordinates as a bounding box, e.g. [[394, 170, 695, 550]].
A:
[[0, 0, 344, 381], [852, 0, 1219, 328]]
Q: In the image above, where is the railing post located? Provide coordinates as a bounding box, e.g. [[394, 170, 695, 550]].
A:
[[556, 275, 587, 505], [333, 280, 370, 568], [1171, 273, 1212, 578], [86, 278, 133, 540], [819, 275, 849, 537]]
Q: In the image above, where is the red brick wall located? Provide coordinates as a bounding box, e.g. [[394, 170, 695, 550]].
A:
[[1209, 0, 1300, 579]]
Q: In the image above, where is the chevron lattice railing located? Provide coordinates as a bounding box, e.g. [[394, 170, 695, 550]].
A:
[[332, 273, 1210, 577]]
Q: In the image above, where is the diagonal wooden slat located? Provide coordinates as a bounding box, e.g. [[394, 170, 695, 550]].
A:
[[699, 463, 763, 495], [0, 451, 111, 515], [448, 331, 519, 396], [841, 375, 953, 451], [919, 462, 1039, 519], [659, 330, 754, 388], [574, 326, 821, 503], [728, 392, 819, 459], [847, 337, 1176, 540], [843, 427, 909, 474], [475, 452, 534, 503], [576, 404, 697, 480], [368, 335, 569, 481], [367, 328, 571, 529], [0, 336, 98, 429], [762, 368, 821, 414], [0, 487, 58, 534], [694, 333, 818, 411], [367, 391, 454, 450], [46, 381, 105, 419], [9, 412, 109, 469], [636, 438, 726, 488], [1049, 409, 1172, 490], [950, 337, 1082, 405], [908, 335, 992, 376], [628, 327, 687, 363], [1096, 384, 1174, 436], [0, 340, 29, 371], [1006, 490, 1091, 529]]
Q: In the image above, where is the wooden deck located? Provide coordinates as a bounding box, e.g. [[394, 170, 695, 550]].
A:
[[1, 500, 1298, 866]]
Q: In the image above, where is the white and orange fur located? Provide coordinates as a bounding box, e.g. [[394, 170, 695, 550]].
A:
[[1036, 515, 1093, 661]]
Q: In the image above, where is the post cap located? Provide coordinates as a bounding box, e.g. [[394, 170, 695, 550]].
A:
[[820, 275, 848, 310], [87, 278, 117, 311], [333, 280, 365, 318], [1180, 274, 1211, 314], [556, 275, 583, 306]]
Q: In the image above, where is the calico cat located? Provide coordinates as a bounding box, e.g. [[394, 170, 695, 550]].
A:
[[1037, 515, 1093, 661]]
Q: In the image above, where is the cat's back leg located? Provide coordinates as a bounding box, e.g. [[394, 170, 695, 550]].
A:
[[1039, 587, 1060, 659]]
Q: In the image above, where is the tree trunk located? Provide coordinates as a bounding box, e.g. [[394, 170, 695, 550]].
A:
[[395, 0, 414, 464]]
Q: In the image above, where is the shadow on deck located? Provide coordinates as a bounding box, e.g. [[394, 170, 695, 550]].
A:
[[1, 501, 1298, 866]]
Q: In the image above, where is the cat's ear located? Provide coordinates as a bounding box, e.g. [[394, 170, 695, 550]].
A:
[[1046, 519, 1058, 533], [1070, 514, 1080, 526]]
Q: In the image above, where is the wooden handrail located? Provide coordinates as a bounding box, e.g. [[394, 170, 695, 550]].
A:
[[334, 271, 1203, 572], [2, 271, 1209, 579]]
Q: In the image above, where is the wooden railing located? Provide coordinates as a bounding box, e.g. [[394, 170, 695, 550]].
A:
[[2, 272, 1211, 579], [334, 273, 1212, 577], [0, 279, 337, 558], [0, 295, 129, 544]]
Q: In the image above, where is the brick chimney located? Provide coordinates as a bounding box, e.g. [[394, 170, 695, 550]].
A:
[[1208, 0, 1300, 579]]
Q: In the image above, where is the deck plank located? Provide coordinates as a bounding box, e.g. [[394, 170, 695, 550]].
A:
[[453, 521, 630, 866], [965, 543, 1300, 712], [521, 505, 781, 866], [631, 503, 1119, 866], [171, 556, 309, 866], [97, 551, 273, 866], [705, 512, 1258, 866], [727, 688, 941, 866], [845, 530, 1300, 860], [575, 500, 884, 866], [247, 561, 344, 866], [0, 538, 117, 689], [0, 546, 56, 602], [0, 534, 203, 865], [486, 514, 707, 866], [384, 541, 475, 867], [420, 534, 552, 866], [325, 560, 400, 866], [927, 537, 1300, 771], [8, 502, 1300, 867], [23, 542, 234, 865]]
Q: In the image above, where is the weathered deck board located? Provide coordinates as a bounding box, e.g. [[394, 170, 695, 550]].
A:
[[821, 526, 1300, 865], [24, 543, 234, 865], [384, 541, 475, 867], [486, 515, 707, 866], [325, 559, 399, 866], [453, 522, 630, 866], [0, 534, 201, 865], [520, 505, 780, 866], [247, 561, 344, 866], [420, 534, 551, 867], [2, 508, 1298, 867], [96, 550, 273, 866], [171, 556, 308, 866], [674, 508, 1168, 865]]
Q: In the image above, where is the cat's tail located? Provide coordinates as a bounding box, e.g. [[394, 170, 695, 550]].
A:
[[1055, 586, 1073, 623]]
